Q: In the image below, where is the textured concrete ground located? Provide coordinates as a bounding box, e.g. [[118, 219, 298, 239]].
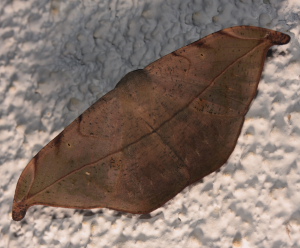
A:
[[1, 0, 300, 247]]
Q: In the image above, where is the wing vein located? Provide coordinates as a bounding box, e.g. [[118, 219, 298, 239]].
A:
[[27, 39, 266, 202]]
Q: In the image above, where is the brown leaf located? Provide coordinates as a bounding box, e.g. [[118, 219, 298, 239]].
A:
[[12, 26, 290, 221]]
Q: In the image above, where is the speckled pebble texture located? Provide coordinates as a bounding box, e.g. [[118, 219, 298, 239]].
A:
[[1, 0, 300, 247]]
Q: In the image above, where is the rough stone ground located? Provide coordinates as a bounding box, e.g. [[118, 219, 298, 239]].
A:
[[1, 0, 300, 247]]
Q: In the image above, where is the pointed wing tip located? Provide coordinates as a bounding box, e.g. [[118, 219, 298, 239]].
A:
[[12, 202, 28, 221], [225, 26, 291, 46], [268, 31, 290, 45]]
